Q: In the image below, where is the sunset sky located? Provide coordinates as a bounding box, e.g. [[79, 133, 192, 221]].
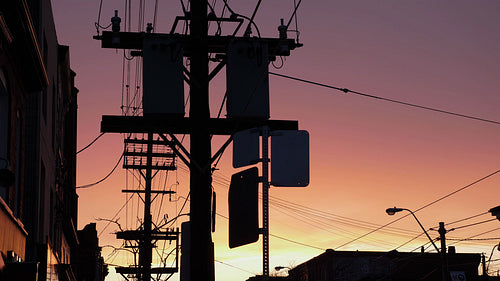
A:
[[50, 1, 500, 280]]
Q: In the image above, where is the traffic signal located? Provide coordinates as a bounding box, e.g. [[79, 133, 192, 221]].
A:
[[228, 167, 259, 248]]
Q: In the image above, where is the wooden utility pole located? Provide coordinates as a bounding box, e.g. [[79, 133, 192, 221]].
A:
[[189, 1, 214, 280], [115, 135, 179, 280], [439, 222, 448, 281], [141, 132, 154, 281]]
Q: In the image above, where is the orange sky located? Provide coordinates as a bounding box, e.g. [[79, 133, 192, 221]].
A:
[[51, 0, 500, 280]]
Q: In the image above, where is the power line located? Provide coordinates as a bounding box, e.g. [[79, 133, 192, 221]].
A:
[[334, 168, 500, 250], [269, 233, 325, 251], [270, 72, 500, 126], [269, 195, 420, 237], [77, 132, 105, 154], [215, 260, 256, 275], [215, 212, 325, 251], [447, 211, 490, 226], [153, 0, 159, 29], [394, 232, 426, 251], [269, 199, 419, 249], [212, 165, 500, 251], [77, 152, 124, 188], [98, 192, 135, 237], [448, 238, 500, 241], [410, 238, 440, 253], [448, 227, 500, 247], [412, 169, 500, 214], [211, 171, 420, 238], [212, 172, 427, 248], [285, 0, 302, 30], [450, 218, 498, 231], [334, 213, 412, 250], [246, 0, 263, 35], [220, 0, 261, 37]]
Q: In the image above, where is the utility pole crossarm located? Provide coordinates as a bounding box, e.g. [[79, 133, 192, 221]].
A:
[[115, 267, 177, 275], [101, 115, 298, 135], [94, 31, 299, 58], [116, 229, 180, 241], [122, 190, 176, 194]]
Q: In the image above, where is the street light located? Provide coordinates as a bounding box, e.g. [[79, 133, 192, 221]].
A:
[[489, 205, 500, 221], [385, 207, 440, 253]]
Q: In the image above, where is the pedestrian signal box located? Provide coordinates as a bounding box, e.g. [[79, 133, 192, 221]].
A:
[[228, 167, 259, 248]]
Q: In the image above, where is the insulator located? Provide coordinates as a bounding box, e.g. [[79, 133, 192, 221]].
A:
[[111, 10, 121, 33], [278, 18, 287, 39]]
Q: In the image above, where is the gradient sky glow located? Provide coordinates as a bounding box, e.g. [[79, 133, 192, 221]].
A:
[[51, 1, 500, 280]]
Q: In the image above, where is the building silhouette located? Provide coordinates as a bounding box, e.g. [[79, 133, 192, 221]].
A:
[[0, 0, 106, 280], [288, 249, 480, 281]]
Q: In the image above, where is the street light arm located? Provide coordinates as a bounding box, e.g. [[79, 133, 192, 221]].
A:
[[405, 208, 440, 253], [386, 207, 440, 253]]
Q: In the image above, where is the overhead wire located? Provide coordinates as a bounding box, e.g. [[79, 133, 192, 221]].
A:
[[447, 211, 490, 226], [153, 0, 159, 30], [98, 192, 136, 237], [269, 195, 419, 236], [448, 227, 500, 247], [393, 232, 426, 251], [211, 171, 429, 250], [207, 1, 222, 36], [285, 0, 302, 31], [76, 132, 105, 154], [215, 212, 325, 251], [270, 72, 500, 126], [76, 152, 124, 189], [411, 169, 500, 215], [179, 0, 188, 16], [270, 199, 417, 239], [220, 0, 261, 37], [95, 0, 103, 33], [395, 212, 497, 251], [270, 203, 398, 249], [333, 169, 500, 250], [269, 233, 325, 251], [246, 0, 263, 34], [215, 260, 257, 275], [449, 218, 498, 231], [291, 0, 300, 43], [95, 0, 112, 34], [448, 237, 500, 241], [410, 238, 440, 253], [211, 171, 422, 241]]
